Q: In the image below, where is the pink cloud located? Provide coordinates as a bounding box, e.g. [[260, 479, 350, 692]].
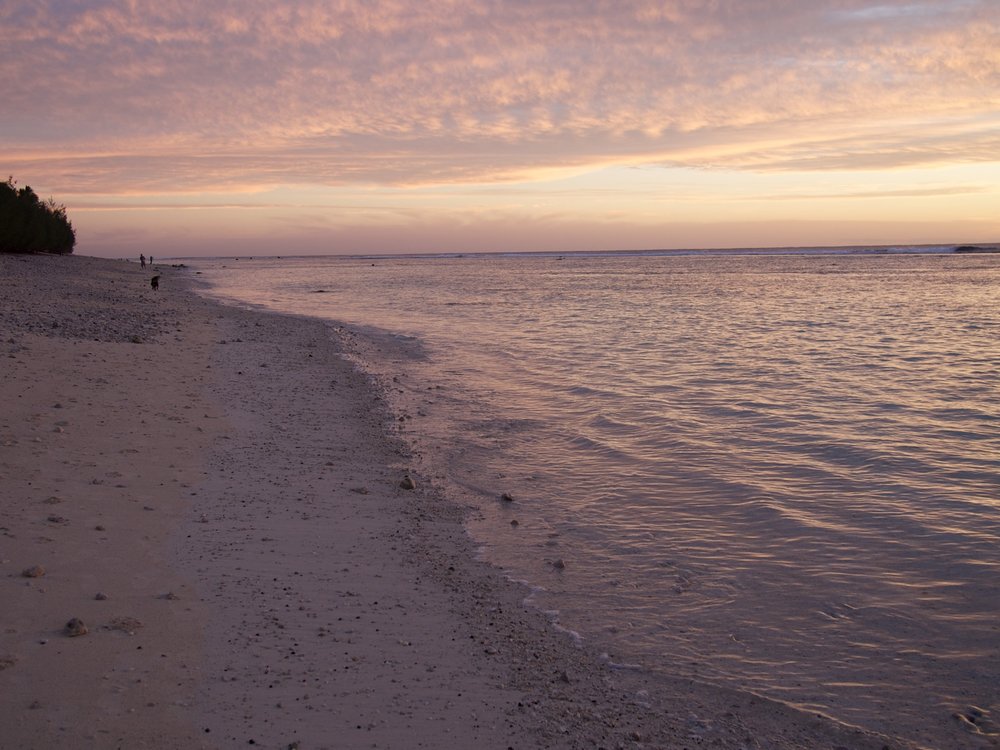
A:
[[2, 0, 998, 195]]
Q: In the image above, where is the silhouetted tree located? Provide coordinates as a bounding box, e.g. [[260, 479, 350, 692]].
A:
[[0, 178, 76, 254]]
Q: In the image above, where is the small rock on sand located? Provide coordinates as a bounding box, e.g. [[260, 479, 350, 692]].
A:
[[399, 475, 416, 490], [501, 492, 515, 502], [65, 618, 89, 637], [22, 565, 46, 578]]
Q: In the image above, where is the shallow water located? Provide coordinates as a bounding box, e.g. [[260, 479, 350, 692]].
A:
[[192, 252, 1000, 748]]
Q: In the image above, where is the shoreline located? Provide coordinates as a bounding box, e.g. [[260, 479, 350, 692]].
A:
[[1, 254, 917, 749]]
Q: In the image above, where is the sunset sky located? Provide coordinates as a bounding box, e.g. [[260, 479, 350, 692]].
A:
[[3, 0, 999, 257]]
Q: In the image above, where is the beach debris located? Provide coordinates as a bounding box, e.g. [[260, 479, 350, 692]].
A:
[[500, 492, 515, 502], [95, 592, 108, 601], [65, 618, 89, 637], [399, 475, 416, 490], [552, 558, 566, 570], [510, 519, 519, 527], [46, 515, 68, 525], [106, 616, 143, 635], [160, 591, 180, 600], [21, 565, 46, 578]]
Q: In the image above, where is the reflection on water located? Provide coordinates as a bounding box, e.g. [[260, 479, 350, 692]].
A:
[[193, 253, 1000, 748]]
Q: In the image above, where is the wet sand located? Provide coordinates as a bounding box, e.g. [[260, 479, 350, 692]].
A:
[[0, 254, 918, 749]]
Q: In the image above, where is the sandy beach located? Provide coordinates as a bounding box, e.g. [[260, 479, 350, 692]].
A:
[[1, 254, 921, 750]]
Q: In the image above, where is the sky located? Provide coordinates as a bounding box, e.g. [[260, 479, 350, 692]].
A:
[[3, 0, 999, 257]]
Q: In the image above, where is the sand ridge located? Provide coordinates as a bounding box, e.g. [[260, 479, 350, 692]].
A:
[[1, 254, 921, 749]]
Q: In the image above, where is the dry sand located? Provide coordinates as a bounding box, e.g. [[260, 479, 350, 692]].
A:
[[1, 254, 920, 749]]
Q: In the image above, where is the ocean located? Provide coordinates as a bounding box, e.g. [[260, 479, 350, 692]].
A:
[[189, 249, 1000, 748]]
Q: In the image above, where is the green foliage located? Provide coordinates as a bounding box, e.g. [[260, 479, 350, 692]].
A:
[[0, 177, 76, 254]]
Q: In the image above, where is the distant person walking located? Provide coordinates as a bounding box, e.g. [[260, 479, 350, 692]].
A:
[[140, 253, 146, 268], [149, 255, 154, 266], [150, 275, 160, 290]]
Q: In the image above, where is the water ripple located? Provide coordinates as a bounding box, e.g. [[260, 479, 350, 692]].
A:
[[195, 252, 1000, 750]]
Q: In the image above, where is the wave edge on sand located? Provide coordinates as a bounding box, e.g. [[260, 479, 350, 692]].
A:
[[0, 254, 919, 749]]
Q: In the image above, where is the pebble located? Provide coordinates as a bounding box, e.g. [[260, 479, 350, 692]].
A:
[[95, 592, 108, 601], [553, 559, 566, 570], [500, 492, 515, 502], [65, 618, 89, 637], [399, 475, 416, 490], [22, 565, 46, 578]]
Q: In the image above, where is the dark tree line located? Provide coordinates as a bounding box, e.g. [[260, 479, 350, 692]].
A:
[[0, 178, 76, 254]]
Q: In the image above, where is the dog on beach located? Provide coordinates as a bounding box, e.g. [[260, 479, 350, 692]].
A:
[[150, 275, 160, 290]]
